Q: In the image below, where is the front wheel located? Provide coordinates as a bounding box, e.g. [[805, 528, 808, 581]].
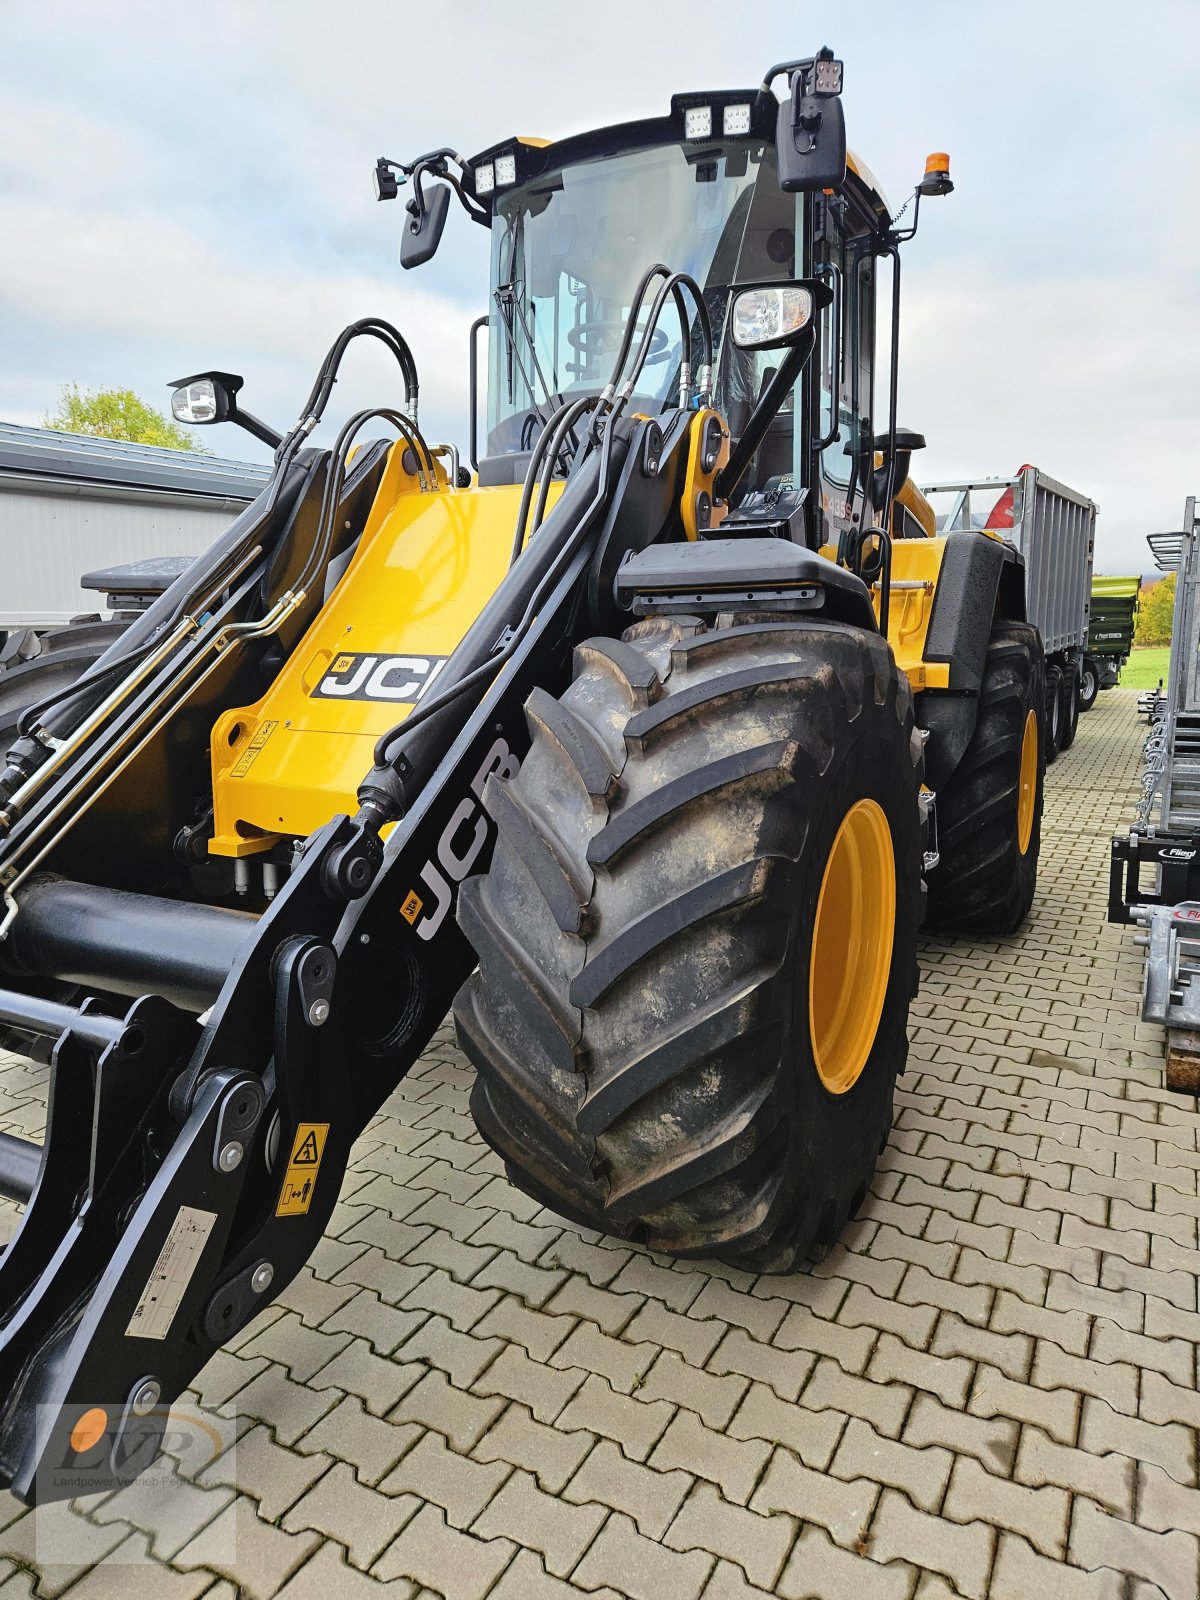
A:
[[925, 621, 1045, 935], [454, 616, 925, 1272], [1079, 657, 1100, 712]]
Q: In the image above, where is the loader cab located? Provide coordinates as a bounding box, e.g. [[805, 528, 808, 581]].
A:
[[472, 113, 890, 552]]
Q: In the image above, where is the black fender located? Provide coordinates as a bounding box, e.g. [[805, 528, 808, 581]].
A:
[[917, 532, 1027, 791]]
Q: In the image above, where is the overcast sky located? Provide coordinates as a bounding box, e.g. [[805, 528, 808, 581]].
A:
[[2, 0, 1197, 573]]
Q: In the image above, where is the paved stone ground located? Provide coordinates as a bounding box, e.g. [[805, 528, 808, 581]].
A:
[[0, 688, 1195, 1600]]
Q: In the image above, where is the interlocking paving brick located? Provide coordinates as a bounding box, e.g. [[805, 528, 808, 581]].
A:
[[800, 1355, 912, 1437], [472, 1341, 586, 1423], [611, 1254, 705, 1312], [664, 1481, 794, 1590], [0, 1505, 129, 1597], [239, 1312, 352, 1383], [175, 1496, 321, 1598], [641, 1348, 748, 1428], [1138, 1367, 1200, 1430], [283, 1458, 418, 1566], [943, 1454, 1069, 1559], [870, 1487, 993, 1600], [223, 1359, 341, 1446], [296, 1394, 417, 1485], [1068, 1496, 1199, 1600], [556, 1373, 674, 1461], [1015, 1425, 1134, 1516], [687, 1279, 788, 1343], [199, 1424, 330, 1521], [572, 1510, 713, 1600], [1138, 1462, 1200, 1537], [319, 1290, 430, 1358], [372, 1503, 515, 1600], [775, 1523, 915, 1600], [548, 1319, 659, 1392], [471, 1247, 566, 1307], [772, 1301, 875, 1373], [473, 1466, 606, 1576], [868, 1331, 972, 1407], [474, 1296, 578, 1362], [91, 1462, 235, 1560], [830, 1416, 953, 1513], [932, 1311, 1031, 1381], [46, 1533, 214, 1599], [276, 1541, 418, 1599], [989, 1531, 1124, 1600], [625, 1299, 728, 1364], [381, 1430, 509, 1528], [750, 1447, 877, 1545], [564, 1438, 692, 1538], [1079, 1395, 1195, 1482], [727, 1381, 846, 1471], [310, 1335, 422, 1416], [990, 1288, 1090, 1354], [1090, 1320, 1192, 1384], [1031, 1340, 1139, 1414], [707, 1326, 812, 1402], [545, 1275, 643, 1334], [651, 1410, 771, 1505], [390, 1369, 505, 1452], [472, 1402, 594, 1493], [396, 1311, 505, 1387], [968, 1364, 1078, 1444]]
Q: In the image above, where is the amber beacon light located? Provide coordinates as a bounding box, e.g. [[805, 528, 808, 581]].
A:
[[918, 151, 954, 196]]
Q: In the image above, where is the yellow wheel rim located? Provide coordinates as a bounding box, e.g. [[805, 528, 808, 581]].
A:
[[809, 798, 896, 1096], [1017, 708, 1038, 855]]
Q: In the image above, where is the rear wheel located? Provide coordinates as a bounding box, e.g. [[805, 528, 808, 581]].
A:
[[1058, 661, 1080, 752], [925, 621, 1045, 935], [1044, 663, 1063, 764], [0, 621, 127, 755], [1079, 657, 1100, 712], [454, 616, 925, 1271]]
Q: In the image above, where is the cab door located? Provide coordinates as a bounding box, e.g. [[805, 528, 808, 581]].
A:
[[811, 188, 879, 555]]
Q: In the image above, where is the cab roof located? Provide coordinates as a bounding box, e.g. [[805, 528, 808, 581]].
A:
[[467, 91, 893, 229]]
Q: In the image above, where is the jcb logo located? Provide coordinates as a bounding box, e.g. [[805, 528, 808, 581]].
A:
[[402, 738, 520, 941], [313, 653, 449, 702]]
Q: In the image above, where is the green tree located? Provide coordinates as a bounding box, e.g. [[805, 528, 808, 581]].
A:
[[1136, 573, 1175, 647], [43, 385, 210, 453]]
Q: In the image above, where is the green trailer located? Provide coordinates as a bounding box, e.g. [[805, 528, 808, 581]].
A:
[[1081, 575, 1140, 710]]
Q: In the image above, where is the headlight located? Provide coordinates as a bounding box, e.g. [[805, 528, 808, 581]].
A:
[[730, 286, 814, 351], [475, 162, 495, 195], [495, 153, 517, 187], [684, 105, 712, 140], [171, 381, 219, 424], [722, 103, 751, 137]]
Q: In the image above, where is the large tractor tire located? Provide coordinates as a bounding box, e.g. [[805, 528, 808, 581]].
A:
[[1058, 661, 1080, 752], [454, 616, 925, 1272], [0, 620, 127, 755], [925, 621, 1045, 935], [1079, 656, 1100, 713], [1044, 662, 1063, 764]]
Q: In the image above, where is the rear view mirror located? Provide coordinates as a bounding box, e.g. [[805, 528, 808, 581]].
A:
[[401, 181, 450, 271]]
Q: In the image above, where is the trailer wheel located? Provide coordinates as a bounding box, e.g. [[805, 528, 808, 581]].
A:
[[454, 617, 924, 1271], [1057, 662, 1080, 752], [1079, 657, 1100, 712], [925, 622, 1045, 935], [0, 621, 127, 756], [1044, 663, 1064, 764]]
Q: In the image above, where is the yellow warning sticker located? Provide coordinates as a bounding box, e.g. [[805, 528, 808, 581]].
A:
[[275, 1122, 329, 1217], [231, 720, 279, 779], [400, 890, 423, 925]]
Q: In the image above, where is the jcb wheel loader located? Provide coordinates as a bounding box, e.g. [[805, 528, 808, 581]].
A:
[[0, 48, 1045, 1501]]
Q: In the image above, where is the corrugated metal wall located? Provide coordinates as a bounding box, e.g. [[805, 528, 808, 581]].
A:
[[0, 485, 244, 619]]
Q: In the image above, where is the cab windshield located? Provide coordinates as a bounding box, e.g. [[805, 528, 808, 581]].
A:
[[485, 140, 801, 477]]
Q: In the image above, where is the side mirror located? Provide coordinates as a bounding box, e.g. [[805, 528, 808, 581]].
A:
[[401, 180, 450, 271], [776, 52, 847, 193], [170, 371, 242, 425], [730, 280, 830, 352]]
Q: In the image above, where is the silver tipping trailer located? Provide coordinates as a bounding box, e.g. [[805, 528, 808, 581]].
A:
[[923, 466, 1098, 759]]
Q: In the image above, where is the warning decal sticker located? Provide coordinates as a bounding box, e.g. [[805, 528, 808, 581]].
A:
[[231, 720, 278, 778], [275, 1122, 330, 1217], [126, 1205, 218, 1341]]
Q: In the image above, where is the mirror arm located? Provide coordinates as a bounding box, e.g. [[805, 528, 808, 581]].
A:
[[231, 409, 284, 451], [713, 330, 814, 506]]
